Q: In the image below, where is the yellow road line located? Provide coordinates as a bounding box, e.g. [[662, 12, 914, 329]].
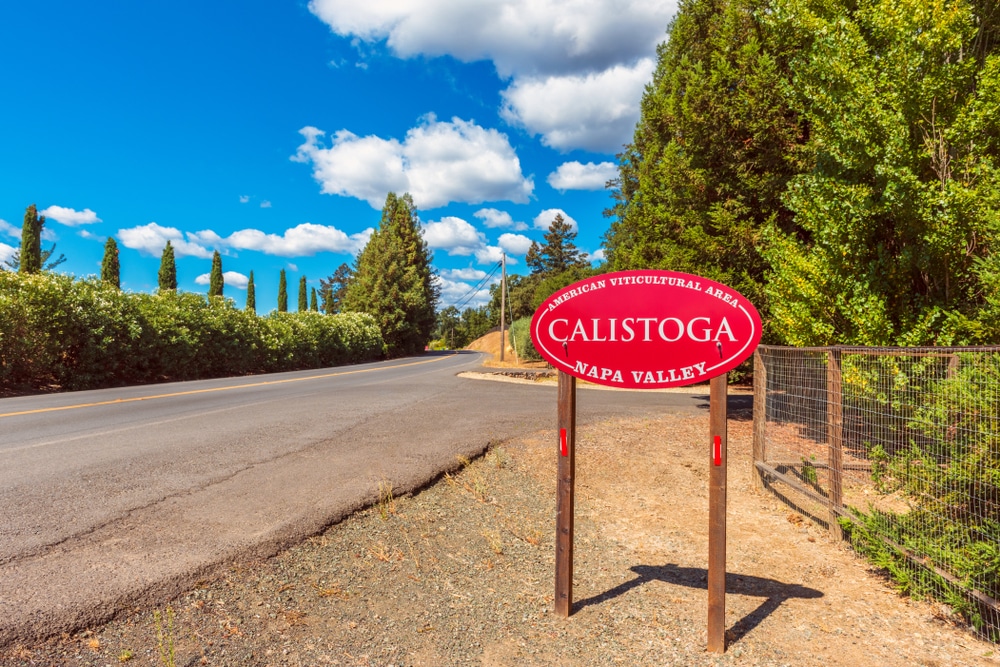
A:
[[0, 354, 456, 419]]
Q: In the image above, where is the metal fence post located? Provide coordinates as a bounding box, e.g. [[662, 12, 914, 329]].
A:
[[752, 349, 767, 492], [826, 347, 844, 540]]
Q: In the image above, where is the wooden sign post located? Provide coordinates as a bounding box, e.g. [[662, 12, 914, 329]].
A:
[[707, 373, 728, 653], [555, 371, 576, 617], [531, 270, 761, 652]]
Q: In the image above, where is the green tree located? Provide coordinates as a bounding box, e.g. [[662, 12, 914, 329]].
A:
[[525, 213, 589, 274], [208, 251, 224, 297], [298, 275, 308, 312], [100, 237, 120, 288], [603, 0, 811, 329], [310, 287, 318, 312], [343, 192, 438, 356], [319, 263, 352, 314], [277, 269, 288, 312], [763, 0, 1000, 345], [3, 244, 67, 272], [18, 204, 43, 274], [158, 241, 177, 291], [246, 270, 256, 314]]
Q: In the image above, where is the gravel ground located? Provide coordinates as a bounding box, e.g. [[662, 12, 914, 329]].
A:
[[2, 406, 998, 667]]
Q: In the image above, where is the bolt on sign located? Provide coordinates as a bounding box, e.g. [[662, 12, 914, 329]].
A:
[[531, 269, 762, 654]]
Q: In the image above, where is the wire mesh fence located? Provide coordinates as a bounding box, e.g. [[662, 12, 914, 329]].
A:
[[754, 346, 1000, 637]]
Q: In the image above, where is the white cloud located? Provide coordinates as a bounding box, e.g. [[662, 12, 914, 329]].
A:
[[119, 222, 370, 259], [39, 205, 102, 226], [433, 274, 496, 309], [118, 223, 213, 259], [195, 271, 250, 290], [590, 248, 607, 262], [500, 59, 654, 153], [292, 116, 534, 209], [422, 216, 518, 266], [474, 208, 527, 231], [307, 0, 673, 78], [534, 208, 578, 232], [260, 200, 272, 209], [287, 262, 299, 272], [306, 1, 673, 153], [548, 161, 618, 191], [78, 229, 101, 240], [0, 219, 18, 239], [497, 233, 533, 256], [220, 223, 371, 257], [0, 242, 16, 266], [239, 195, 250, 204], [441, 267, 488, 281], [423, 216, 486, 256]]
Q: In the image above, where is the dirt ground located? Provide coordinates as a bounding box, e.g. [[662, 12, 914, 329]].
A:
[[2, 366, 997, 666]]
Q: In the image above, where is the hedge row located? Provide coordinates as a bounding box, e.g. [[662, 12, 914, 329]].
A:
[[0, 271, 384, 392]]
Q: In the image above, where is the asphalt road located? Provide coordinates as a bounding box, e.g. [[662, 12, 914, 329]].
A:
[[0, 351, 730, 646]]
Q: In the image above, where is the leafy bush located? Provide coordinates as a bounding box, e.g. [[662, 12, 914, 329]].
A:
[[0, 272, 385, 392], [509, 316, 541, 362]]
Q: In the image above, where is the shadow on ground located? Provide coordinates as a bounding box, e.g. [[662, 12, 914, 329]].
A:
[[576, 563, 823, 645]]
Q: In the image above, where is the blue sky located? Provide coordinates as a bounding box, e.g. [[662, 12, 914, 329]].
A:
[[0, 0, 676, 312]]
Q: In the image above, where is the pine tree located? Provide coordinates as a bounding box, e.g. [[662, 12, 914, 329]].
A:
[[319, 263, 353, 314], [525, 213, 588, 274], [101, 237, 120, 288], [343, 192, 438, 356], [277, 269, 288, 312], [298, 275, 308, 312], [18, 204, 43, 274], [158, 241, 177, 291], [246, 270, 256, 314], [208, 251, 224, 297], [310, 287, 318, 312]]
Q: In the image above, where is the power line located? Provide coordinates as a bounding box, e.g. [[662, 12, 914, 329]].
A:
[[444, 261, 501, 312]]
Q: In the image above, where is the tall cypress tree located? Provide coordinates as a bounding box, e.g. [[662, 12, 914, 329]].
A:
[[310, 287, 318, 312], [208, 251, 224, 297], [343, 192, 438, 356], [101, 237, 121, 288], [246, 270, 256, 313], [158, 241, 177, 291], [298, 276, 308, 312], [18, 204, 43, 275], [525, 213, 588, 274], [277, 269, 288, 312]]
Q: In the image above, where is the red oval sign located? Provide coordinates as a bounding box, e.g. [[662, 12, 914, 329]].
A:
[[530, 270, 762, 389]]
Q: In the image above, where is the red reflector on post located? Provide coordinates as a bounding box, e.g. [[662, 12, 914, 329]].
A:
[[560, 428, 568, 457], [713, 435, 722, 466]]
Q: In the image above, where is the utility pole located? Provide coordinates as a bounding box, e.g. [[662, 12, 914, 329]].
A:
[[499, 253, 507, 362]]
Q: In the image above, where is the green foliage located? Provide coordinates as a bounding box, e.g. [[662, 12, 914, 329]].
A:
[[101, 237, 121, 289], [841, 352, 1000, 632], [0, 272, 384, 392], [277, 269, 288, 312], [18, 204, 43, 275], [298, 275, 308, 312], [158, 242, 177, 291], [606, 0, 1000, 346], [432, 305, 494, 349], [509, 316, 541, 361], [526, 214, 589, 274], [208, 250, 223, 297], [762, 0, 1000, 346], [320, 263, 352, 315], [603, 0, 810, 335], [343, 192, 438, 356], [310, 287, 318, 312], [246, 270, 256, 314]]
